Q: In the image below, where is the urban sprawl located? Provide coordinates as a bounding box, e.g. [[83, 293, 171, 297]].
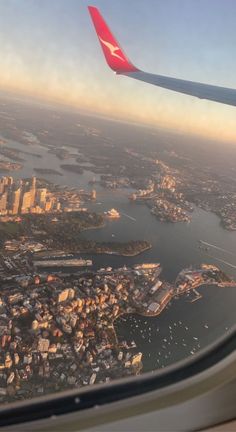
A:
[[0, 101, 235, 404], [0, 253, 234, 403]]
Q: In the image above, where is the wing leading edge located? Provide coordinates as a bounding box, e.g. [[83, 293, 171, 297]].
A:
[[88, 6, 236, 107]]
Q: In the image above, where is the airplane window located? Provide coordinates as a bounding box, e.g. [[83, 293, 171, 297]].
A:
[[0, 0, 235, 419]]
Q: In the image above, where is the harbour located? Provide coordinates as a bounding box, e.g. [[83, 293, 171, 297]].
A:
[[1, 126, 236, 373]]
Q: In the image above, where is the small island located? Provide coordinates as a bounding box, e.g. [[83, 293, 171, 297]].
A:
[[0, 147, 24, 162], [33, 168, 63, 176], [48, 148, 70, 160], [60, 164, 84, 174], [0, 161, 22, 171]]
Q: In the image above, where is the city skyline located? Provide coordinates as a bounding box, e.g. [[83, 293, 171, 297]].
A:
[[0, 0, 236, 143], [0, 176, 58, 215]]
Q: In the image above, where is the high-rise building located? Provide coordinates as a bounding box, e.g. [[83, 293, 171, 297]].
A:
[[6, 177, 13, 187], [45, 197, 53, 212], [21, 191, 33, 213], [0, 181, 5, 195], [0, 192, 8, 213], [36, 188, 47, 209], [0, 177, 9, 194], [30, 176, 36, 207], [31, 177, 36, 189], [11, 188, 21, 215], [16, 179, 23, 189]]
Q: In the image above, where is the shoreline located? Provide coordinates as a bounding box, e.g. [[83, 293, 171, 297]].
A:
[[135, 280, 236, 318], [76, 244, 152, 257]]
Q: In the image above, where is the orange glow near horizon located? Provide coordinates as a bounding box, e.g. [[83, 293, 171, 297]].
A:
[[1, 72, 236, 146], [0, 1, 236, 147]]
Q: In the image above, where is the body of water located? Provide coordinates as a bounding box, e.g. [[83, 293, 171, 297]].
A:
[[2, 135, 236, 372]]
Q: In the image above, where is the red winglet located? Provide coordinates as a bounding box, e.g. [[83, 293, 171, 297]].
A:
[[88, 6, 139, 74]]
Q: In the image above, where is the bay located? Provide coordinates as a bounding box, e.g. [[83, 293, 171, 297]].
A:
[[1, 126, 236, 373]]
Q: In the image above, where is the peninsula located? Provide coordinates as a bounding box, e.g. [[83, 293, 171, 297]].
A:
[[0, 255, 234, 403]]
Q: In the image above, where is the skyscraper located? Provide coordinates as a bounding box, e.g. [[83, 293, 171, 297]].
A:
[[6, 177, 13, 186], [21, 191, 33, 213], [0, 192, 8, 213], [0, 181, 5, 195], [0, 175, 59, 216], [45, 197, 53, 212], [30, 176, 36, 207], [36, 188, 47, 209], [31, 177, 36, 189], [11, 188, 21, 215]]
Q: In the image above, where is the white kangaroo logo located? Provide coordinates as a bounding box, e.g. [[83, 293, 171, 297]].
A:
[[99, 37, 125, 62]]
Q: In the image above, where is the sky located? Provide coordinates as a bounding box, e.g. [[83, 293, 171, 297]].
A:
[[0, 0, 236, 143]]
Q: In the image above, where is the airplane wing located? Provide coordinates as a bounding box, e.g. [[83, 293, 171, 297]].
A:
[[88, 5, 236, 107]]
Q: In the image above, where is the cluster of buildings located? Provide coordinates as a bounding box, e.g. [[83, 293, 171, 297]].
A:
[[129, 172, 191, 223], [219, 204, 236, 231], [0, 261, 146, 402], [0, 176, 97, 217], [151, 198, 190, 223], [129, 180, 155, 202], [159, 175, 176, 192], [130, 264, 174, 316], [0, 176, 60, 215], [99, 175, 130, 189], [0, 242, 233, 403], [123, 148, 236, 231], [175, 264, 234, 294]]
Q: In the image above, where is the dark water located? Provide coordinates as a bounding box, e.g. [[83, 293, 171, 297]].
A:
[[2, 133, 236, 372]]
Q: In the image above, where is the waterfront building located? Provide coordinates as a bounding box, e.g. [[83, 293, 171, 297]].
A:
[[131, 352, 142, 366], [91, 189, 96, 200], [148, 302, 160, 313], [105, 208, 120, 218]]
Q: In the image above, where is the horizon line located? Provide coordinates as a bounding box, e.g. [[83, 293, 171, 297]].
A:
[[0, 87, 235, 147]]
